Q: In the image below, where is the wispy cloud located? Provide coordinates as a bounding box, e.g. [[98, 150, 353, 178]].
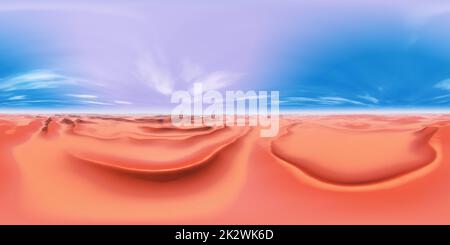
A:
[[136, 52, 242, 96], [79, 100, 112, 105], [357, 94, 379, 104], [433, 94, 450, 100], [191, 71, 242, 92], [136, 51, 175, 95], [285, 96, 366, 106], [285, 97, 324, 103], [434, 79, 450, 90], [66, 94, 98, 99], [114, 100, 132, 105], [319, 96, 366, 105], [181, 59, 204, 83], [0, 70, 138, 108], [7, 95, 26, 100], [0, 70, 78, 92]]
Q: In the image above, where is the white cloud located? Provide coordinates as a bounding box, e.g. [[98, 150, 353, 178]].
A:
[[7, 95, 26, 100], [286, 97, 323, 103], [357, 94, 379, 104], [0, 70, 78, 91], [285, 96, 366, 106], [114, 100, 132, 105], [66, 94, 98, 99], [80, 100, 112, 105], [191, 71, 242, 92], [433, 94, 450, 100], [136, 51, 242, 96], [319, 96, 366, 105], [136, 52, 175, 95], [435, 79, 450, 90], [180, 59, 204, 83]]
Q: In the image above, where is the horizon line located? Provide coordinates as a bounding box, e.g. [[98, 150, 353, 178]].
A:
[[2, 108, 450, 115]]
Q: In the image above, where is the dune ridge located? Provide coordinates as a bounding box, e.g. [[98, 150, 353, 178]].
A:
[[271, 122, 438, 185]]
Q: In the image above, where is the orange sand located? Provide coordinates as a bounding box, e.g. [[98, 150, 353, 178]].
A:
[[1, 114, 450, 224]]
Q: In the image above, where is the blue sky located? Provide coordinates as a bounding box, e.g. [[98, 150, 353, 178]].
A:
[[2, 0, 450, 112], [264, 9, 450, 110]]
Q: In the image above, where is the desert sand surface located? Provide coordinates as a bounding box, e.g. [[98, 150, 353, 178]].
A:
[[1, 113, 450, 224]]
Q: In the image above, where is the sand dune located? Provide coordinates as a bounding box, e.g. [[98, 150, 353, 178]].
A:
[[271, 123, 437, 185], [1, 114, 450, 224]]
